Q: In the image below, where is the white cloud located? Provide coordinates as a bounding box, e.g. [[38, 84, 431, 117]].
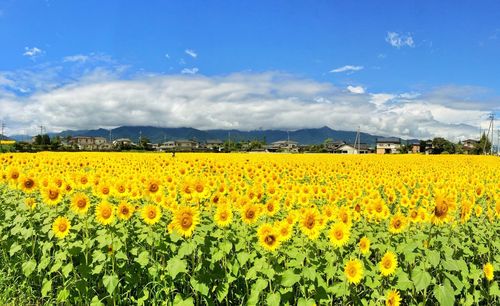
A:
[[347, 85, 365, 94], [181, 67, 199, 75], [185, 49, 197, 58], [23, 47, 43, 58], [63, 55, 89, 63], [330, 65, 364, 73], [165, 53, 170, 59], [0, 65, 497, 141], [386, 32, 415, 48]]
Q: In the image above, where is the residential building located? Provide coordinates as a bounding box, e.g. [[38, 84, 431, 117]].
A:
[[463, 139, 478, 154], [205, 139, 224, 150], [376, 137, 402, 154], [267, 140, 299, 153], [334, 143, 372, 154]]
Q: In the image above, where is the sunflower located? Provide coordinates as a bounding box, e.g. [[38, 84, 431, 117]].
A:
[[70, 192, 90, 215], [359, 236, 370, 255], [52, 216, 71, 239], [380, 251, 398, 276], [24, 197, 37, 210], [257, 223, 281, 252], [328, 222, 350, 248], [388, 213, 407, 234], [117, 201, 135, 220], [141, 204, 162, 225], [299, 207, 321, 240], [95, 201, 115, 225], [385, 289, 401, 306], [19, 175, 37, 193], [41, 184, 62, 206], [277, 221, 293, 242], [483, 262, 494, 281], [214, 204, 233, 228], [145, 178, 161, 196], [241, 203, 259, 225], [172, 205, 200, 237], [96, 182, 112, 199], [344, 258, 363, 284]]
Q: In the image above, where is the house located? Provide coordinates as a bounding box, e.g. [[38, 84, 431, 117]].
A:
[[205, 139, 224, 151], [463, 139, 478, 154], [334, 143, 372, 154], [175, 139, 199, 150], [376, 137, 401, 154], [325, 140, 346, 152], [267, 140, 299, 153], [410, 141, 421, 154], [112, 138, 133, 147]]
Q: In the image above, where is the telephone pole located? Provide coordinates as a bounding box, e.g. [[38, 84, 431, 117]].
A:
[[483, 113, 494, 155], [0, 121, 5, 141]]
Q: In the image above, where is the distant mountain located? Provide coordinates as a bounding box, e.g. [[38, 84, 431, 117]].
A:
[[30, 125, 389, 145], [9, 125, 417, 145]]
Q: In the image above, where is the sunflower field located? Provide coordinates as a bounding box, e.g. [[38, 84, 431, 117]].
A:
[[0, 152, 499, 305]]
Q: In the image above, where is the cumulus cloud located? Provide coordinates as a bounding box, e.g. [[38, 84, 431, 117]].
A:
[[386, 32, 415, 48], [347, 85, 365, 94], [185, 49, 197, 58], [23, 47, 43, 58], [330, 65, 364, 73], [0, 63, 497, 141]]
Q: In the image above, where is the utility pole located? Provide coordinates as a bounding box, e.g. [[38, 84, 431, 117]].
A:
[[139, 130, 142, 146], [483, 113, 494, 155], [1, 121, 5, 141], [354, 126, 361, 154], [109, 129, 112, 143]]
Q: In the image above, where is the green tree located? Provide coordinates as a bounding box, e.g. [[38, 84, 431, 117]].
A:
[[473, 132, 492, 155]]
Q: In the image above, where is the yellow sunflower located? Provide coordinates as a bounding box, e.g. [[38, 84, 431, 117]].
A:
[[328, 222, 350, 248], [483, 262, 494, 281], [172, 205, 200, 237], [257, 223, 281, 252], [70, 192, 90, 215], [388, 213, 407, 234], [359, 236, 370, 255], [344, 258, 363, 284], [52, 216, 71, 239], [95, 201, 115, 225], [214, 204, 233, 228], [24, 197, 37, 210], [117, 201, 135, 220], [385, 289, 401, 306], [380, 251, 398, 276], [19, 175, 37, 193], [41, 184, 62, 206], [141, 204, 162, 225], [240, 203, 259, 225], [299, 207, 321, 240]]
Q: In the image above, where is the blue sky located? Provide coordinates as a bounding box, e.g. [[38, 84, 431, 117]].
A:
[[0, 0, 499, 140]]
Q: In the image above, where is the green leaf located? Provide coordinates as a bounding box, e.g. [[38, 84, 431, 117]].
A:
[[135, 250, 150, 267], [427, 250, 440, 267], [216, 282, 229, 303], [92, 250, 106, 263], [266, 292, 281, 306], [41, 279, 52, 297], [237, 252, 251, 266], [167, 257, 187, 279], [62, 263, 73, 278], [90, 296, 105, 306], [395, 271, 413, 291], [9, 242, 21, 256], [173, 294, 194, 306], [490, 282, 500, 297], [281, 269, 301, 287], [57, 288, 69, 302], [442, 259, 460, 272], [102, 274, 119, 295], [22, 259, 37, 277], [297, 297, 316, 306], [443, 271, 463, 293], [38, 255, 51, 272], [254, 278, 268, 292], [221, 241, 233, 254], [178, 241, 196, 258], [190, 277, 209, 296], [412, 269, 432, 292], [302, 267, 316, 281], [434, 280, 455, 306]]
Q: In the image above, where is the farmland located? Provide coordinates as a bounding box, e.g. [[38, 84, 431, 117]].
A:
[[0, 153, 499, 305]]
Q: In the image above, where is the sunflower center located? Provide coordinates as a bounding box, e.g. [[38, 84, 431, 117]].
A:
[[348, 266, 357, 277], [58, 222, 67, 232], [181, 214, 193, 229], [264, 234, 276, 246], [148, 209, 157, 219], [434, 203, 448, 217], [219, 212, 228, 220], [195, 184, 204, 193], [393, 219, 402, 228], [335, 230, 343, 240], [245, 209, 255, 219], [11, 172, 19, 179], [77, 198, 87, 208], [118, 186, 125, 193], [102, 187, 110, 195], [149, 183, 159, 193], [48, 190, 59, 200], [102, 208, 112, 219], [383, 258, 392, 269], [24, 179, 34, 188], [305, 216, 315, 229], [121, 206, 129, 215]]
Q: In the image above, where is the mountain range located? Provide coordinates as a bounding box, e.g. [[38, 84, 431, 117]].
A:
[[9, 126, 415, 145]]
